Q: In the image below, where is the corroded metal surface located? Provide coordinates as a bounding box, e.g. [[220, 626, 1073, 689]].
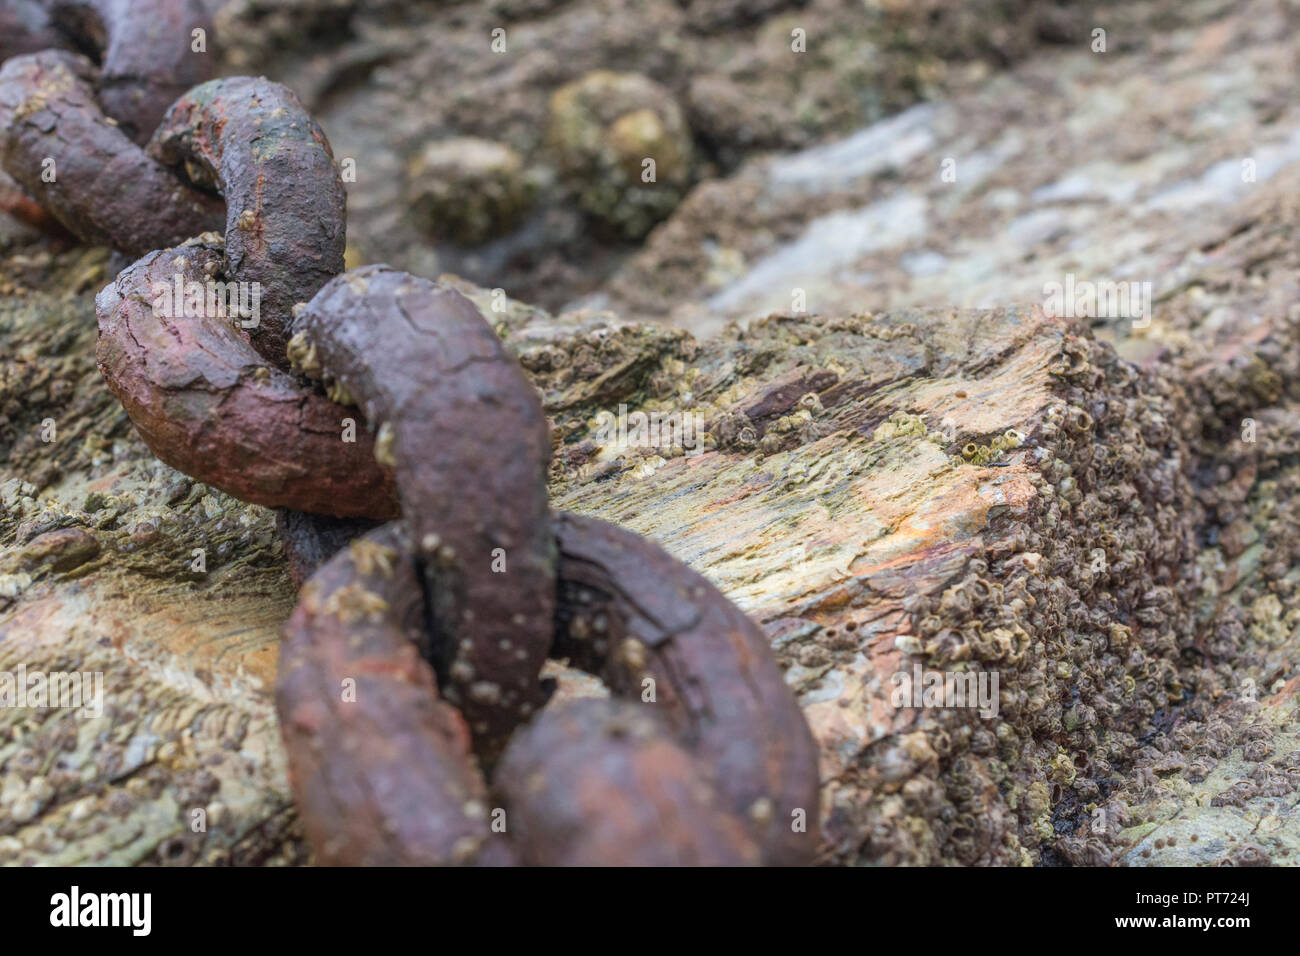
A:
[[0, 50, 222, 254], [48, 0, 216, 145], [277, 523, 513, 866], [278, 519, 791, 866], [496, 698, 761, 866], [552, 512, 821, 864], [94, 238, 399, 517], [275, 510, 382, 590], [291, 268, 556, 756], [150, 76, 347, 364]]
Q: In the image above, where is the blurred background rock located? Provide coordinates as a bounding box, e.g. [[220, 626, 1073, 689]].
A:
[[204, 0, 1099, 310]]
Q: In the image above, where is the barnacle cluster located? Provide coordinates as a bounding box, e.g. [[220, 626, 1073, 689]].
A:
[[286, 327, 356, 407], [872, 410, 928, 442], [848, 297, 1300, 865], [958, 428, 1025, 466], [758, 393, 829, 453], [838, 327, 1208, 865], [1094, 306, 1300, 862]]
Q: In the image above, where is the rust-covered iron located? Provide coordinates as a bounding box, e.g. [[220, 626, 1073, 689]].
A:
[[149, 76, 347, 365], [290, 267, 556, 757], [278, 520, 772, 866], [278, 523, 514, 866], [45, 0, 216, 144], [278, 502, 821, 865], [495, 698, 762, 865], [95, 237, 399, 518], [4, 12, 825, 858], [95, 238, 822, 862], [550, 512, 822, 864], [0, 50, 222, 254]]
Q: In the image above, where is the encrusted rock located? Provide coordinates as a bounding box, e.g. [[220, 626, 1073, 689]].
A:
[[546, 71, 694, 239], [406, 137, 535, 245]]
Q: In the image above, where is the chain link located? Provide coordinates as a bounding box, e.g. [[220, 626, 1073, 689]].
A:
[[0, 7, 822, 865], [0, 50, 222, 253]]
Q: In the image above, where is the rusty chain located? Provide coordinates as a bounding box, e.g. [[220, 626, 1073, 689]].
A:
[[0, 4, 822, 866]]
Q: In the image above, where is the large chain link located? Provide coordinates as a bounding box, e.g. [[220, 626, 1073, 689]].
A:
[[0, 4, 822, 866]]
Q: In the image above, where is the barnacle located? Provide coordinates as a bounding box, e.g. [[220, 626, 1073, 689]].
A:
[[866, 327, 1265, 865], [286, 330, 323, 379], [873, 411, 929, 442], [405, 137, 535, 244], [325, 376, 355, 407], [322, 580, 388, 623], [373, 421, 396, 468], [349, 538, 396, 578]]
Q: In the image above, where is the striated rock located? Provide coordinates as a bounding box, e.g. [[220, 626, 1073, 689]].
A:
[[13, 527, 100, 574], [1117, 682, 1300, 866], [1, 250, 301, 864], [5, 223, 1300, 864]]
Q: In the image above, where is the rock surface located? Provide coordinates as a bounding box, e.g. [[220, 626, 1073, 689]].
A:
[[3, 0, 1300, 866], [7, 244, 1297, 864]]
